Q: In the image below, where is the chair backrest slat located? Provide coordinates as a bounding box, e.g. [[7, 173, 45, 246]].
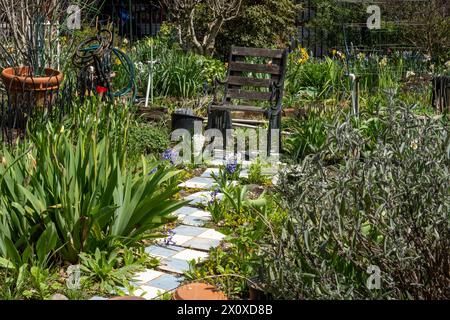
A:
[[229, 62, 280, 75], [227, 89, 272, 101], [227, 76, 272, 88], [231, 46, 284, 59]]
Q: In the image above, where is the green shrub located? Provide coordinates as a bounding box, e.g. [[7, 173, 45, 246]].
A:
[[127, 122, 171, 158], [263, 104, 450, 299]]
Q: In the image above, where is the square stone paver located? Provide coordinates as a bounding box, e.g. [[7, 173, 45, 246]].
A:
[[201, 168, 220, 178], [172, 206, 212, 227], [173, 206, 202, 216], [198, 229, 226, 241], [158, 257, 191, 274], [178, 177, 217, 190], [181, 215, 210, 227], [133, 269, 165, 285], [185, 191, 224, 206], [182, 237, 221, 251], [172, 225, 210, 237], [145, 245, 184, 258], [190, 210, 212, 218], [156, 234, 194, 246], [147, 273, 184, 291], [134, 286, 163, 300], [172, 249, 208, 261]]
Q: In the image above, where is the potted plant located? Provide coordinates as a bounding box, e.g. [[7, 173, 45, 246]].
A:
[[0, 2, 62, 106], [0, 1, 92, 107]]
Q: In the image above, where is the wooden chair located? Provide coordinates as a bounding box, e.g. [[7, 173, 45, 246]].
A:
[[207, 46, 288, 156]]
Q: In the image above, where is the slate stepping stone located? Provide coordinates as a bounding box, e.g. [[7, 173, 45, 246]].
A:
[[182, 237, 221, 251], [201, 168, 220, 178], [172, 249, 209, 261], [178, 177, 217, 190], [185, 191, 223, 206], [157, 257, 191, 274], [145, 244, 184, 258], [172, 225, 210, 237], [155, 234, 193, 246], [147, 273, 185, 291], [133, 269, 165, 285], [133, 286, 165, 300], [172, 206, 212, 226], [198, 229, 226, 241], [181, 215, 210, 227]]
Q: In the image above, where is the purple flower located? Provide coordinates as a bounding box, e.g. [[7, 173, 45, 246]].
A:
[[209, 188, 220, 205], [162, 149, 177, 165], [225, 157, 238, 175], [148, 167, 158, 175], [164, 228, 176, 246]]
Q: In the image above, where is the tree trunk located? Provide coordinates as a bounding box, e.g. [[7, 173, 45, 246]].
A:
[[202, 17, 224, 56]]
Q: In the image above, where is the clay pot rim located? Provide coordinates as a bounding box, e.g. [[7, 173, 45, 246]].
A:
[[1, 66, 63, 88], [173, 282, 228, 300]]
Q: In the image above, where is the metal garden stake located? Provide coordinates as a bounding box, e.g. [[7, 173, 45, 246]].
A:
[[145, 43, 158, 108]]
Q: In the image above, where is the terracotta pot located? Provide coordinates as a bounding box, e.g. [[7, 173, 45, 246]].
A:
[[1, 67, 63, 107], [173, 283, 228, 300]]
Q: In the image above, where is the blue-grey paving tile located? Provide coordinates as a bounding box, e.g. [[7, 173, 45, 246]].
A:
[[182, 237, 221, 251], [172, 225, 209, 237], [158, 257, 191, 274], [182, 215, 210, 227], [145, 244, 184, 258], [173, 206, 199, 216], [147, 273, 184, 291]]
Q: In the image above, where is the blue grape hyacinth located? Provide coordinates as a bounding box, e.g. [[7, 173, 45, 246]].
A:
[[225, 157, 238, 175], [209, 188, 221, 205], [162, 148, 177, 165]]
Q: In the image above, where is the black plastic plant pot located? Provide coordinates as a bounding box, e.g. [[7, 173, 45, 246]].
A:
[[171, 109, 204, 133], [432, 76, 450, 112]]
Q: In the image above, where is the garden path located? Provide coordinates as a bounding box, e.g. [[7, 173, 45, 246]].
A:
[[91, 156, 280, 300]]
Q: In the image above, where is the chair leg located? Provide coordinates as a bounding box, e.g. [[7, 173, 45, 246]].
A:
[[208, 110, 232, 157]]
